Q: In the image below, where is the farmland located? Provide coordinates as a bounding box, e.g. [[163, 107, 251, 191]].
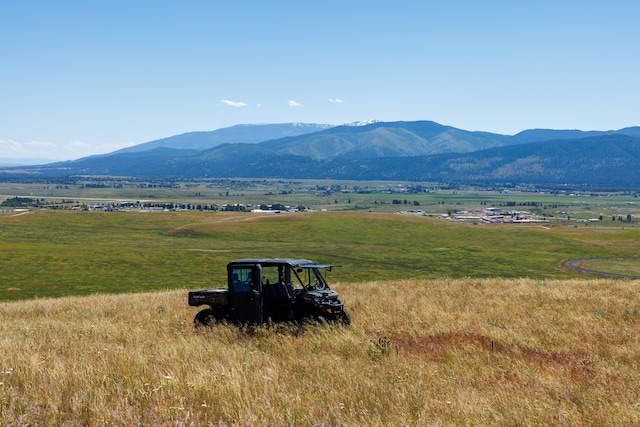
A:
[[1, 178, 639, 219]]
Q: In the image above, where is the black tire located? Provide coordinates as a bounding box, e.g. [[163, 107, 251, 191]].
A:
[[194, 308, 217, 327], [315, 315, 328, 325], [339, 309, 351, 326]]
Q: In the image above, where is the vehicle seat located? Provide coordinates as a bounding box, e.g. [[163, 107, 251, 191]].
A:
[[275, 282, 293, 301], [263, 281, 276, 302], [231, 272, 250, 292]]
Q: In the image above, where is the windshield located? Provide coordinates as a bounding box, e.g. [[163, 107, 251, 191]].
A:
[[292, 266, 329, 290]]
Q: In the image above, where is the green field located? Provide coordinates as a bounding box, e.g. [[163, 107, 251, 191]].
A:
[[2, 207, 640, 301]]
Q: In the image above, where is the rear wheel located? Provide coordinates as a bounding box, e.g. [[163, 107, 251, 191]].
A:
[[194, 308, 218, 327]]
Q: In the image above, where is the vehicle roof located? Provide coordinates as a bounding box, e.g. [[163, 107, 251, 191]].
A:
[[228, 258, 330, 268]]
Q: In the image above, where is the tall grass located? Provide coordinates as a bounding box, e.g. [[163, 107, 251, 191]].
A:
[[2, 278, 640, 425]]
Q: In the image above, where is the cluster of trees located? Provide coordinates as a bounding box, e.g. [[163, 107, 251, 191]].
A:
[[0, 197, 40, 207], [503, 201, 543, 207], [612, 214, 634, 223], [391, 199, 421, 206]]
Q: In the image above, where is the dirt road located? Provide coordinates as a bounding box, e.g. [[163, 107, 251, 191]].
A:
[[565, 257, 640, 279]]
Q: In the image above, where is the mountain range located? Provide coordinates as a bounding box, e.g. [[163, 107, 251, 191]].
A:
[[5, 121, 640, 188], [112, 123, 333, 154]]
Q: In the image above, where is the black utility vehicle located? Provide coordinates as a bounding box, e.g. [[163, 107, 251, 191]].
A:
[[188, 258, 350, 326]]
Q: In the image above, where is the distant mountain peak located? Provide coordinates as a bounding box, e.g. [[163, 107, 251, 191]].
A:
[[345, 119, 381, 127], [292, 122, 333, 128]]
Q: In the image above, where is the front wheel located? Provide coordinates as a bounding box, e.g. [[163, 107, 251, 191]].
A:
[[338, 309, 351, 326], [194, 308, 218, 327], [315, 315, 328, 325]]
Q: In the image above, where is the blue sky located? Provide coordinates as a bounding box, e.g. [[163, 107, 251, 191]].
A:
[[2, 1, 639, 160]]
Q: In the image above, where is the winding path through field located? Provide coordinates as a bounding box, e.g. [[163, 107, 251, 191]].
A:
[[565, 257, 640, 279]]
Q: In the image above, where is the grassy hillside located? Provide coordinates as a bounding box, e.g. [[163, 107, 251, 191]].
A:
[[2, 278, 640, 425], [2, 209, 640, 302]]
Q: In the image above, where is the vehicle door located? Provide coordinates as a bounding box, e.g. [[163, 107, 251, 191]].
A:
[[227, 264, 263, 323]]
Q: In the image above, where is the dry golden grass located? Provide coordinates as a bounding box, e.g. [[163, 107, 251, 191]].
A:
[[2, 278, 640, 426]]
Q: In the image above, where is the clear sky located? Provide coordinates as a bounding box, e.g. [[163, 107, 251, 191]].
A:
[[2, 1, 639, 160]]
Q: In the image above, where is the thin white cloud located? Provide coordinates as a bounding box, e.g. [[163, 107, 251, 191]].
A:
[[0, 139, 25, 155], [288, 100, 302, 107], [0, 138, 134, 161], [220, 99, 248, 107], [0, 139, 55, 157], [329, 98, 345, 103]]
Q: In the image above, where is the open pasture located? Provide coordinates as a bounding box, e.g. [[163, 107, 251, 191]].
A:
[[2, 278, 640, 425], [2, 209, 640, 301]]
